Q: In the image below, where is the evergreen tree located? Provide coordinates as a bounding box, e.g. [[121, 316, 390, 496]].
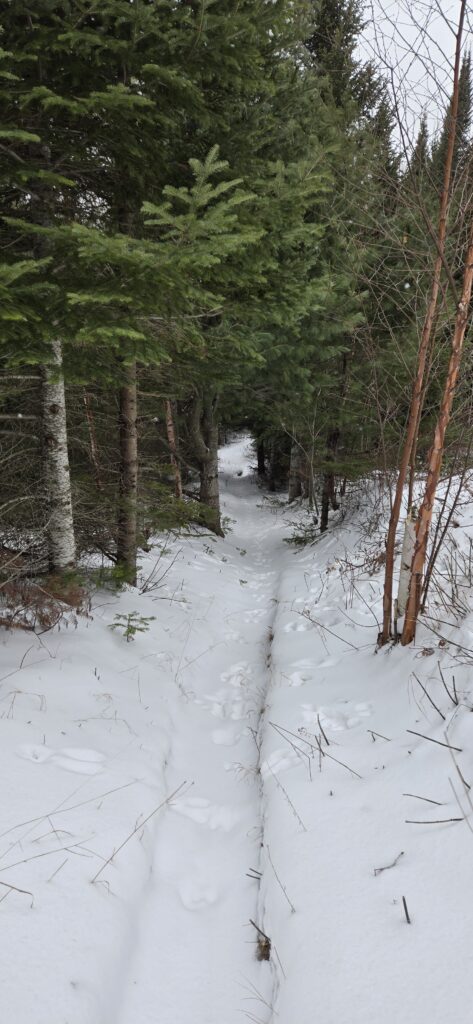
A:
[[431, 53, 472, 188]]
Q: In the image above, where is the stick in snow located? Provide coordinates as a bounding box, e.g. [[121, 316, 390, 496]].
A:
[[403, 793, 444, 806], [402, 896, 411, 924], [374, 851, 404, 876], [406, 729, 462, 752], [412, 673, 446, 721], [405, 817, 462, 825], [0, 879, 34, 907], [368, 730, 391, 742]]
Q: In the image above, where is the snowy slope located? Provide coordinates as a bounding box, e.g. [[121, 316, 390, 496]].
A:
[[1, 436, 473, 1024]]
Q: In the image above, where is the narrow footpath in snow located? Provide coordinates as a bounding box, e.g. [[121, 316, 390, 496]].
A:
[[116, 438, 283, 1023]]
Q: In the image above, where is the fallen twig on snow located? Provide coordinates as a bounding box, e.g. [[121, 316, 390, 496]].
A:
[[374, 851, 404, 876], [412, 673, 446, 721], [0, 879, 34, 907], [403, 792, 444, 806], [405, 817, 462, 824], [406, 729, 462, 752]]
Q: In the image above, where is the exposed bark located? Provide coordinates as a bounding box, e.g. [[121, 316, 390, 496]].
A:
[[381, 0, 467, 644], [257, 441, 266, 477], [42, 339, 76, 572], [164, 399, 183, 500], [320, 429, 340, 532], [117, 361, 138, 584], [320, 479, 330, 534], [268, 439, 277, 492], [288, 441, 303, 501], [303, 457, 315, 506], [189, 392, 222, 535], [394, 512, 416, 636], [402, 222, 473, 644], [83, 390, 103, 492]]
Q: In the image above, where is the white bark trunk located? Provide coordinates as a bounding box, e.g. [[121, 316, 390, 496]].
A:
[[396, 513, 416, 619], [42, 339, 76, 571]]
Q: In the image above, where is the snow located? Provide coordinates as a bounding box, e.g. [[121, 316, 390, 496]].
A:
[[2, 435, 473, 1023]]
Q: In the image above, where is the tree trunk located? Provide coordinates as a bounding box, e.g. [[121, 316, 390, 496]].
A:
[[83, 390, 103, 491], [189, 392, 222, 535], [303, 457, 315, 506], [117, 361, 138, 584], [200, 424, 220, 512], [257, 441, 266, 477], [164, 399, 183, 499], [380, 0, 467, 644], [42, 339, 76, 573], [320, 428, 340, 532], [320, 478, 330, 533], [288, 441, 303, 501], [268, 439, 277, 492], [401, 223, 473, 644]]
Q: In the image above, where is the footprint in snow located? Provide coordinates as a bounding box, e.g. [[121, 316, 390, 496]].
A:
[[302, 701, 372, 732], [195, 689, 255, 721], [211, 726, 242, 746], [260, 747, 301, 777], [171, 796, 239, 832], [220, 662, 252, 687], [283, 620, 309, 633], [17, 744, 105, 774], [243, 608, 266, 623], [178, 878, 218, 911]]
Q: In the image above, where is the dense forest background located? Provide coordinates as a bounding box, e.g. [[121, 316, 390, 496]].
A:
[[1, 0, 472, 639]]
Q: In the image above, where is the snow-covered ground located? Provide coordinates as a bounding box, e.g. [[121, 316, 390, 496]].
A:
[[2, 436, 473, 1023]]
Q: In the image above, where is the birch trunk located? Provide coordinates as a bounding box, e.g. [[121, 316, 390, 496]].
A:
[[117, 361, 138, 584], [42, 339, 76, 572], [164, 399, 183, 500], [380, 0, 467, 643], [402, 223, 473, 644], [394, 513, 416, 635]]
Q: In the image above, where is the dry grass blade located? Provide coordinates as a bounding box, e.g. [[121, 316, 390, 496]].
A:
[[91, 780, 188, 884], [412, 672, 446, 721]]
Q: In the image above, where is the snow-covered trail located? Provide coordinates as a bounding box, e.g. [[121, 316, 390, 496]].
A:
[[116, 439, 282, 1024], [3, 435, 473, 1024]]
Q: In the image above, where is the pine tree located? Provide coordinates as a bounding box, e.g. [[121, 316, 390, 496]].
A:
[[431, 53, 472, 187], [305, 0, 381, 115]]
